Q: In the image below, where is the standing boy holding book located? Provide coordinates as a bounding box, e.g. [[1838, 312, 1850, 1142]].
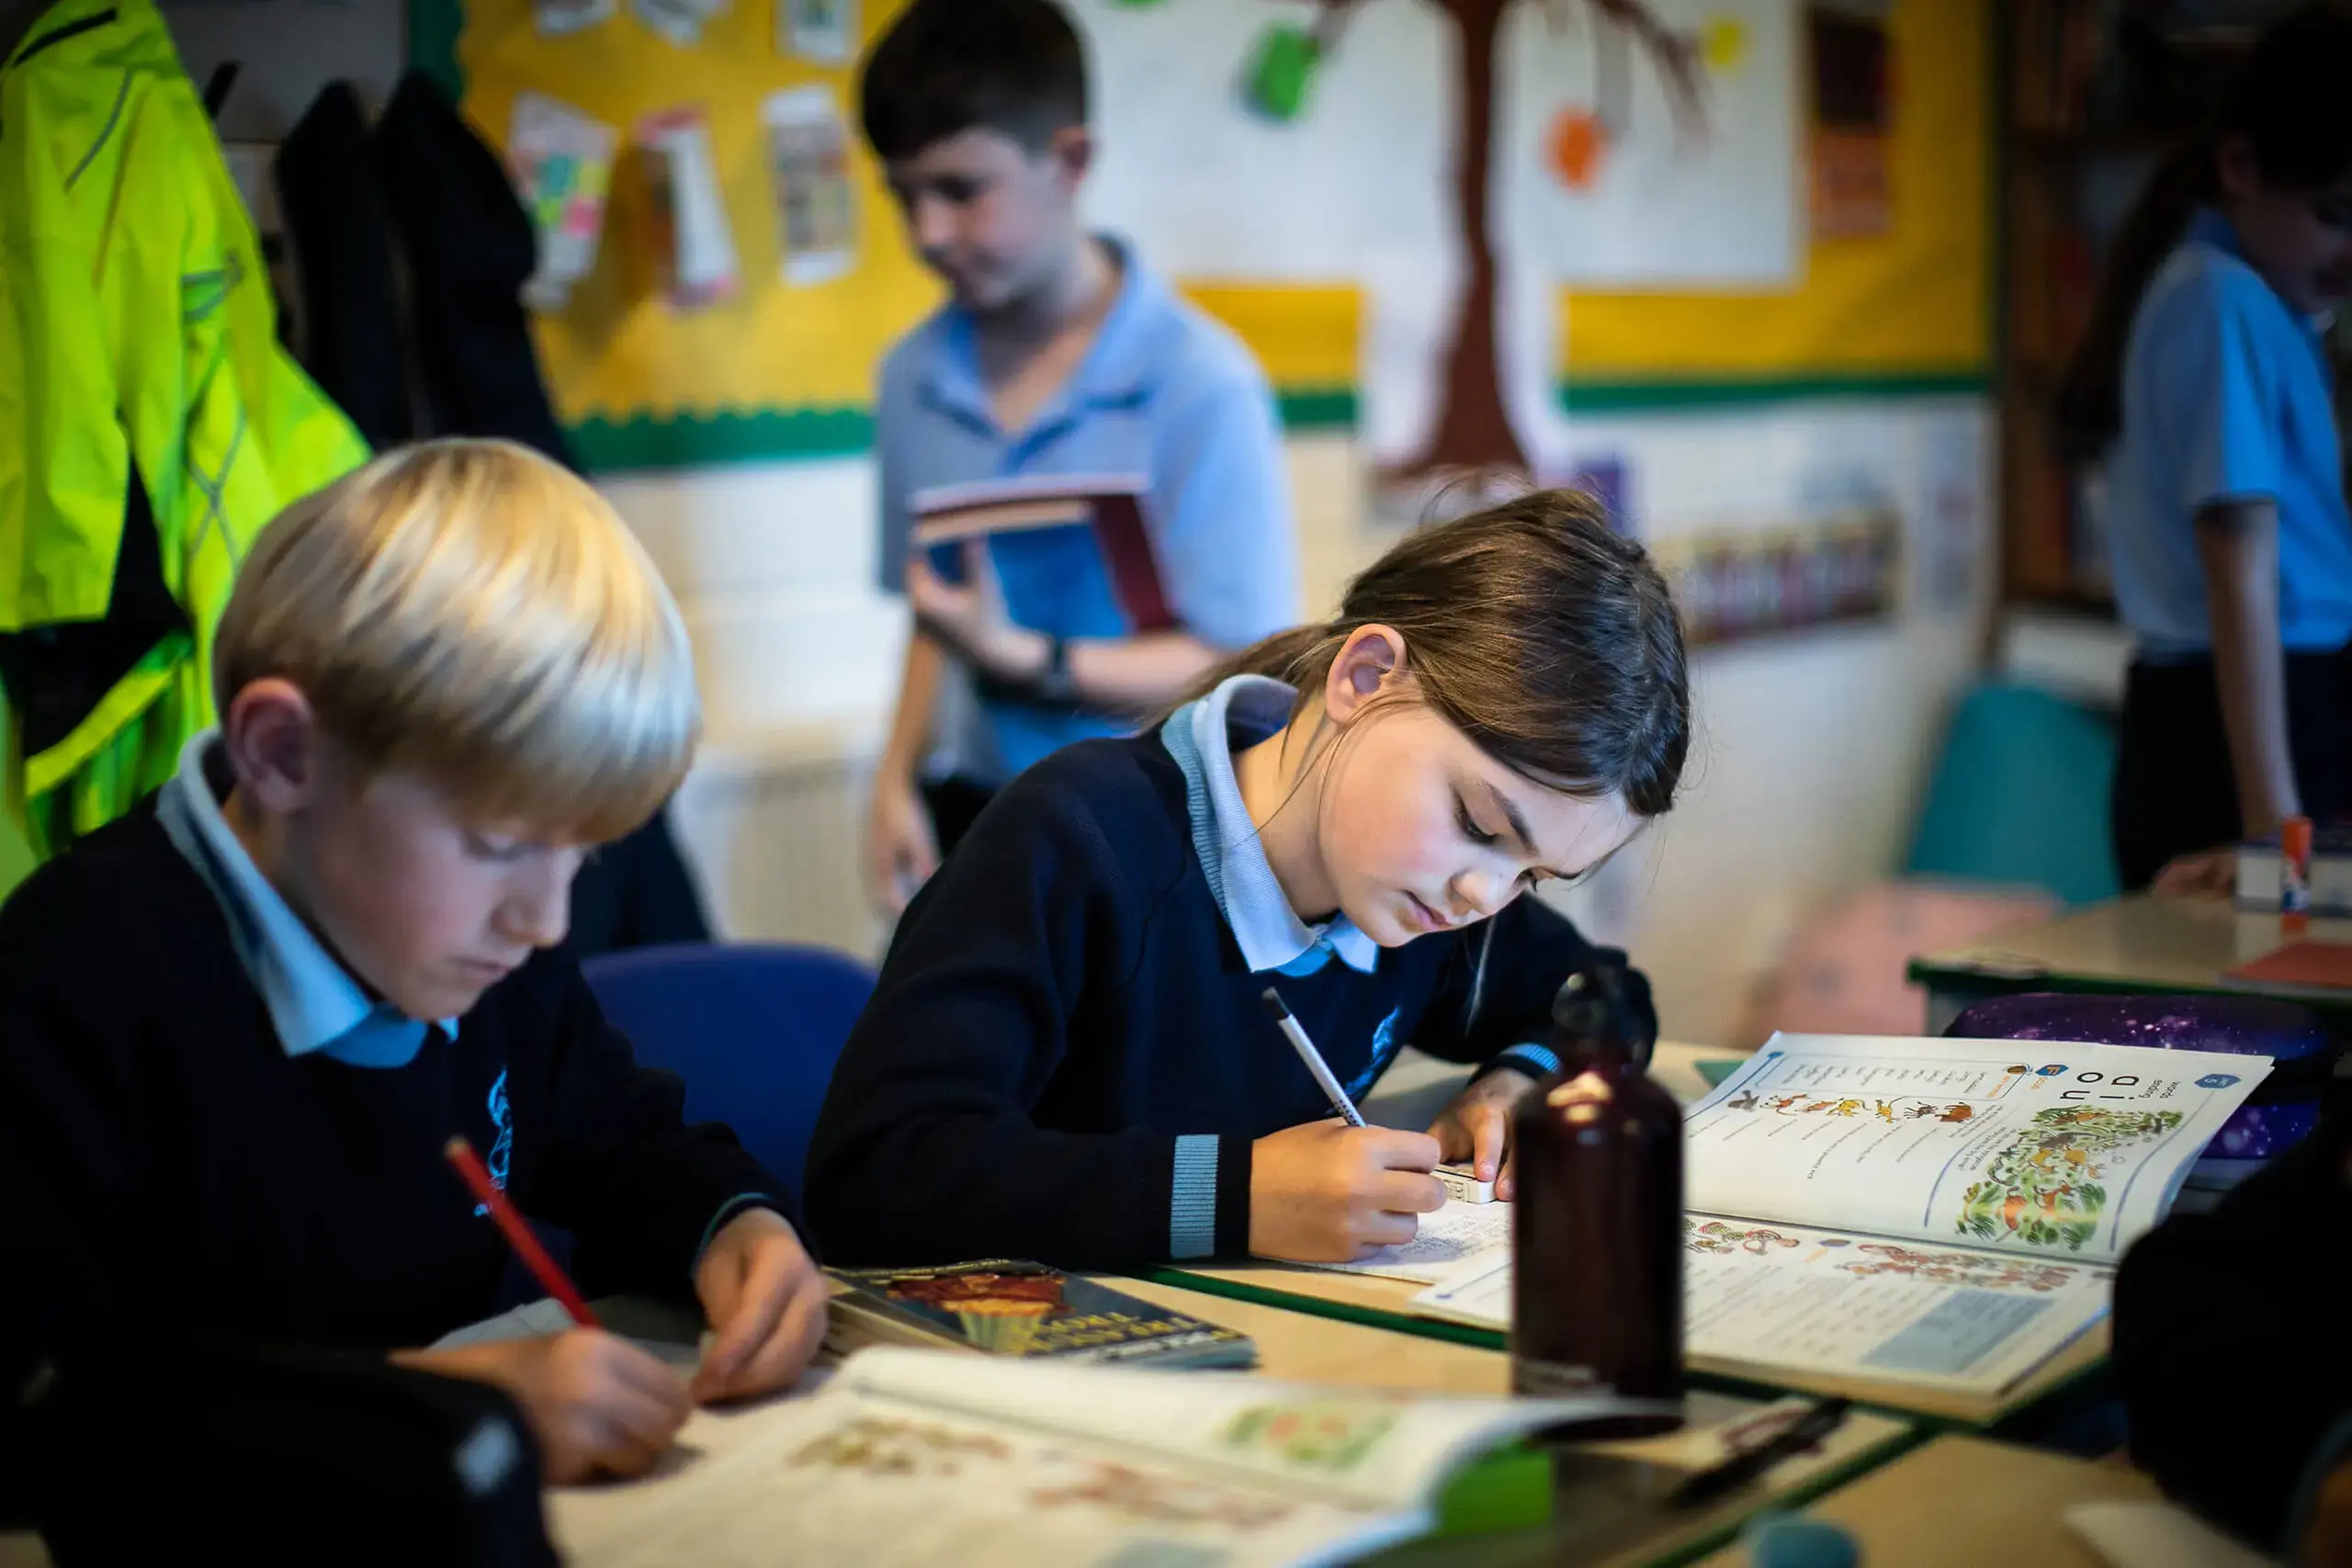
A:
[[0, 441, 828, 1501], [858, 0, 1301, 914]]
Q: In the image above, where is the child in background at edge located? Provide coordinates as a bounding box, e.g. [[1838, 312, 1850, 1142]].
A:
[[856, 0, 1299, 915], [2057, 5, 2352, 893], [808, 490, 1688, 1269]]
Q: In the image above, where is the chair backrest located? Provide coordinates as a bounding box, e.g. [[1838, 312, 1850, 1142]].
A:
[[581, 942, 876, 1207]]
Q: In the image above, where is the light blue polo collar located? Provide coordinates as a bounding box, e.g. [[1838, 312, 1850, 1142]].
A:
[[918, 233, 1172, 434], [2188, 206, 2331, 333], [1161, 675, 1378, 977], [157, 729, 453, 1068]]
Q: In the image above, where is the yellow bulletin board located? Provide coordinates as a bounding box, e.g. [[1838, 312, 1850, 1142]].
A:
[[408, 0, 1988, 470], [1557, 0, 1992, 411]]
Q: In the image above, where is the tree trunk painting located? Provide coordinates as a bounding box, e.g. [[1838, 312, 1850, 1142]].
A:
[[1277, 0, 1704, 482]]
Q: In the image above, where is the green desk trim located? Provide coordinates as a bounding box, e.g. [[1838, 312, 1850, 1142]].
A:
[[1135, 1266, 2104, 1437]]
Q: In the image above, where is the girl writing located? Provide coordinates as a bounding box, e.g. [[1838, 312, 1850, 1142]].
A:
[[808, 490, 1689, 1268], [2058, 5, 2352, 892]]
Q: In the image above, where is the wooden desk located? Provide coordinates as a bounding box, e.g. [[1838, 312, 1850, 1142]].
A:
[[1688, 1435, 2162, 1568], [1908, 894, 2352, 1032]]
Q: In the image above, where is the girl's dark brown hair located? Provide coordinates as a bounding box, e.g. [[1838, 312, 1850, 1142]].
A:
[[1184, 487, 1690, 818], [2055, 3, 2352, 458]]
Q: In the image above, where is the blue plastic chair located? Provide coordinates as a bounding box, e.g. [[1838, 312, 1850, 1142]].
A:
[[582, 942, 876, 1208]]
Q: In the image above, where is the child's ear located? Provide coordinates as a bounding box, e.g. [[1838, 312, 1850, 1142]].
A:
[[1325, 625, 1407, 722], [220, 679, 323, 814], [1047, 124, 1093, 190]]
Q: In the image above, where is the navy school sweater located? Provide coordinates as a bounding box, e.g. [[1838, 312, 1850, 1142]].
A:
[[0, 804, 791, 1436], [806, 728, 1655, 1269]]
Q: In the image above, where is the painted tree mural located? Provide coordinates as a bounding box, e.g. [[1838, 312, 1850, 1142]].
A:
[[1250, 0, 1709, 479]]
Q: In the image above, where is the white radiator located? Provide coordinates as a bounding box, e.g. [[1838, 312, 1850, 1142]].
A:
[[669, 725, 887, 963]]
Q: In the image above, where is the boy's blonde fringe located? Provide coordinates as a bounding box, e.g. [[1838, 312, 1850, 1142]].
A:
[[214, 439, 700, 841]]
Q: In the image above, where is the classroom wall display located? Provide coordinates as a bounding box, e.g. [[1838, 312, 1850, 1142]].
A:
[[1648, 508, 1901, 649], [409, 0, 1988, 472]]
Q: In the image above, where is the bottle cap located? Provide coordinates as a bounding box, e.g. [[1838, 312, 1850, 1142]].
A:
[[1552, 964, 1629, 1034]]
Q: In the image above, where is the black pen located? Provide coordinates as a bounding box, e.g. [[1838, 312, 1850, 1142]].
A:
[[1664, 1399, 1851, 1509]]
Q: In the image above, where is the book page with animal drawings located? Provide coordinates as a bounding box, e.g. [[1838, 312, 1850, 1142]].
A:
[[1683, 1035, 2269, 1265], [1413, 1216, 2117, 1398]]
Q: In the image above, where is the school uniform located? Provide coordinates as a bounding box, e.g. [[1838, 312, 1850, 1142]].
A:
[[0, 732, 790, 1482], [806, 675, 1652, 1269], [874, 238, 1299, 843], [2106, 208, 2352, 887]]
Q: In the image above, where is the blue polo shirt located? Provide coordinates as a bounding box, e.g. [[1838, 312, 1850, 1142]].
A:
[[2108, 209, 2352, 657], [875, 237, 1299, 785]]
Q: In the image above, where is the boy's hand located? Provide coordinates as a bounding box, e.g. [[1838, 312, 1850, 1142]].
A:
[[1249, 1122, 1445, 1262], [693, 1206, 828, 1404], [866, 773, 940, 916], [397, 1330, 691, 1484], [1428, 1067, 1540, 1201], [2153, 846, 2237, 899], [908, 547, 1044, 686]]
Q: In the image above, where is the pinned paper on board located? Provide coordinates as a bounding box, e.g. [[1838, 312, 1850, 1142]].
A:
[[763, 86, 859, 286], [1649, 509, 1900, 649], [508, 93, 618, 311], [782, 0, 859, 62], [1807, 3, 1893, 237], [633, 0, 727, 47], [1563, 454, 1633, 536], [638, 107, 741, 309], [533, 0, 615, 36]]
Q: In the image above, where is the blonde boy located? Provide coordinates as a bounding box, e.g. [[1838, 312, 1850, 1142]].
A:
[[0, 441, 824, 1491]]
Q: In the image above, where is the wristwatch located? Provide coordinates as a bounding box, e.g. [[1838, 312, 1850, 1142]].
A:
[[1034, 634, 1077, 705]]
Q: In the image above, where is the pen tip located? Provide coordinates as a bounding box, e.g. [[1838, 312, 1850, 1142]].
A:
[[1260, 987, 1285, 1015]]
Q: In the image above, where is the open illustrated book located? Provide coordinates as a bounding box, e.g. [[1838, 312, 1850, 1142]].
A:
[[549, 1347, 1672, 1568], [1408, 1034, 2269, 1404]]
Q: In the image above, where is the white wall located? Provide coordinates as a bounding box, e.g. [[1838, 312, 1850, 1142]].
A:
[[615, 400, 1994, 1048]]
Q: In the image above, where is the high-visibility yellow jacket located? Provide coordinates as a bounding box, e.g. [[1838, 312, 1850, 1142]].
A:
[[0, 0, 367, 865]]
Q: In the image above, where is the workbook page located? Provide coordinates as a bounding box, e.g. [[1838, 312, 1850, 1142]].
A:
[[838, 1349, 1668, 1515], [550, 1371, 1403, 1568], [1414, 1218, 2117, 1397], [551, 1349, 1673, 1568], [1295, 1198, 1512, 1284], [1683, 1035, 2268, 1265]]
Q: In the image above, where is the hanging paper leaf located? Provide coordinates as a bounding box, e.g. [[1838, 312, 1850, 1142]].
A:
[[1547, 106, 1608, 192]]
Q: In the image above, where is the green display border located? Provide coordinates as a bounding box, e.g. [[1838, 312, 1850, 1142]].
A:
[[406, 3, 1991, 473]]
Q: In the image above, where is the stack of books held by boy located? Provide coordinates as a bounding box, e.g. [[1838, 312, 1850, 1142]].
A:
[[1288, 1034, 2268, 1420]]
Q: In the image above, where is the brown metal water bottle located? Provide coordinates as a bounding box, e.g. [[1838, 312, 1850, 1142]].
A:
[[1510, 965, 1684, 1431]]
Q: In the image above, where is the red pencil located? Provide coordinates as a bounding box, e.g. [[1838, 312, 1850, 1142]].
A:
[[445, 1134, 602, 1329]]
